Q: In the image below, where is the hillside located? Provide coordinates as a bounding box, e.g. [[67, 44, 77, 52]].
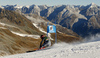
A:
[[0, 27, 40, 56], [0, 9, 44, 35], [1, 3, 100, 37], [0, 9, 81, 56]]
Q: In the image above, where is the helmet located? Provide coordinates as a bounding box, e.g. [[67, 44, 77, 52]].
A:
[[40, 35, 44, 39]]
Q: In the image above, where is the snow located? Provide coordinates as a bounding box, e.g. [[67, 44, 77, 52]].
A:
[[38, 5, 48, 11], [25, 15, 46, 23], [1, 41, 100, 58], [0, 22, 8, 26], [24, 6, 30, 8], [1, 34, 100, 58], [11, 31, 40, 39], [0, 27, 7, 29], [91, 2, 96, 5], [14, 4, 23, 9], [0, 6, 3, 9], [0, 22, 17, 28], [12, 4, 22, 9], [89, 2, 97, 8]]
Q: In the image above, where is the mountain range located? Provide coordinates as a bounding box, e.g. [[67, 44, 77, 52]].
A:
[[1, 3, 100, 37]]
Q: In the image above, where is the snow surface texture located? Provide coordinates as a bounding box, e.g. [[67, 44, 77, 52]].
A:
[[1, 34, 100, 58]]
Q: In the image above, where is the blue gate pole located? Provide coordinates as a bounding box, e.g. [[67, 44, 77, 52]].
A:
[[55, 21, 57, 43], [47, 22, 49, 37]]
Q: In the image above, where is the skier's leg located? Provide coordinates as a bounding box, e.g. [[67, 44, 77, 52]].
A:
[[42, 41, 49, 47]]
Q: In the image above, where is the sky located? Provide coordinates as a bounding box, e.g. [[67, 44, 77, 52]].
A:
[[0, 0, 100, 6]]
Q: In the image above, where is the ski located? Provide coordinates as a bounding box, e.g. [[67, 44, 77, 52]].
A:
[[26, 47, 46, 53], [26, 46, 51, 53]]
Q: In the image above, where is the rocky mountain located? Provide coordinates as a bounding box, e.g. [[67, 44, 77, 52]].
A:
[[1, 3, 100, 37], [0, 8, 81, 56]]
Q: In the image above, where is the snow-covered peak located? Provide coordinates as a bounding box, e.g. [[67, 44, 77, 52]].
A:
[[89, 2, 97, 8], [1, 4, 23, 9], [91, 2, 96, 5], [38, 5, 48, 10], [0, 6, 4, 9], [14, 4, 23, 9], [25, 5, 30, 8]]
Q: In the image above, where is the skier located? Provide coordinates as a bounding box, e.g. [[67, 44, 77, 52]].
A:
[[39, 35, 49, 49], [26, 35, 50, 53]]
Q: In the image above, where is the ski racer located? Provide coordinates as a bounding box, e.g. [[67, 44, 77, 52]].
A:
[[39, 35, 49, 49]]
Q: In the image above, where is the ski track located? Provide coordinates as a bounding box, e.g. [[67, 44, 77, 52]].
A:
[[1, 41, 100, 58]]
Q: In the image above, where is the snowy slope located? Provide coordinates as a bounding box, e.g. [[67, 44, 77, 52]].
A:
[[1, 35, 100, 58]]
